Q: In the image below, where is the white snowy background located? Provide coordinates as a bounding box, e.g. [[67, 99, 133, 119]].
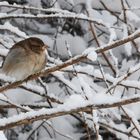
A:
[[0, 0, 140, 140]]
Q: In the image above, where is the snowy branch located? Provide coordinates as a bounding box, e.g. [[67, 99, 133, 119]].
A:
[[0, 96, 140, 130], [0, 2, 73, 14], [1, 1, 140, 139], [0, 29, 140, 93], [0, 13, 110, 27]]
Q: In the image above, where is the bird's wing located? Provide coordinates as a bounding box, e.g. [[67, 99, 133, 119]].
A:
[[2, 47, 29, 73]]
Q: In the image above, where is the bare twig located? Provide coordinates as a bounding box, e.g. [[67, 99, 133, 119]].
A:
[[121, 106, 140, 136], [86, 9, 116, 75], [99, 122, 140, 140], [121, 0, 127, 23]]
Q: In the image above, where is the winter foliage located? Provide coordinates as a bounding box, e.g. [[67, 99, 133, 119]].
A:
[[0, 0, 140, 140]]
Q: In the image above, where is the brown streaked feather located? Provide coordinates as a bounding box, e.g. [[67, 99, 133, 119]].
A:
[[2, 37, 47, 80]]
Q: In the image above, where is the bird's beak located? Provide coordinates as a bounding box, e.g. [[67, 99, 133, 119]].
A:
[[43, 45, 49, 50]]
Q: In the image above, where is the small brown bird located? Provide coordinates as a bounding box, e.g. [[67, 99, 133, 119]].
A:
[[2, 37, 47, 80]]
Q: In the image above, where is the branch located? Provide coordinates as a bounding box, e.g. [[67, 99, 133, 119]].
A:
[[0, 96, 140, 130], [99, 122, 140, 140], [105, 62, 140, 94], [0, 2, 73, 14], [0, 30, 140, 93], [67, 70, 140, 90], [0, 13, 110, 27], [86, 9, 116, 75]]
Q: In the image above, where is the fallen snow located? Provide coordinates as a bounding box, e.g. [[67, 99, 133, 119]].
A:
[[52, 71, 80, 93], [0, 131, 7, 140], [83, 47, 97, 61], [0, 21, 28, 38], [0, 49, 8, 56]]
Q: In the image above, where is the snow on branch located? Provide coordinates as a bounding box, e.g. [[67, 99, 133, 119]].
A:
[[106, 62, 140, 94], [0, 1, 73, 15], [0, 29, 140, 93], [0, 74, 62, 104], [1, 1, 140, 139], [66, 67, 140, 90], [0, 95, 140, 130], [0, 21, 28, 38], [0, 13, 110, 27], [0, 49, 8, 57]]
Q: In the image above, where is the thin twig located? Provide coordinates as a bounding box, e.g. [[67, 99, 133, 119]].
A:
[[86, 9, 116, 75], [99, 122, 140, 140]]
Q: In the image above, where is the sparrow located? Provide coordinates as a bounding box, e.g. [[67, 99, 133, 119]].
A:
[[2, 37, 47, 81]]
